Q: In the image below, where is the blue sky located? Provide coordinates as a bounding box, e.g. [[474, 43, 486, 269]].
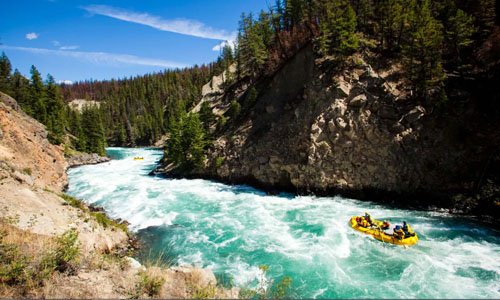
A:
[[0, 0, 269, 83]]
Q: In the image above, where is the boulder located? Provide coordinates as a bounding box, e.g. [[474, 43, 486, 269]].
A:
[[0, 92, 21, 112], [403, 106, 426, 123], [336, 80, 351, 97], [335, 117, 348, 129], [349, 94, 367, 107]]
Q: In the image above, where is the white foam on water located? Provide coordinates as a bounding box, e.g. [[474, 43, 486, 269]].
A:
[[67, 147, 500, 299]]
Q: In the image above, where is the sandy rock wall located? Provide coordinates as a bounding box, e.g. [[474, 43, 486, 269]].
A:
[[0, 92, 68, 191]]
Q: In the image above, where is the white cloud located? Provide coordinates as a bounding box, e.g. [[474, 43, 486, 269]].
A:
[[57, 80, 73, 85], [212, 40, 235, 52], [60, 45, 80, 50], [0, 45, 187, 68], [26, 32, 39, 40], [82, 5, 236, 42], [52, 40, 80, 50]]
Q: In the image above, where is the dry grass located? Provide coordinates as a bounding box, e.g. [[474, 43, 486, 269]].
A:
[[189, 269, 217, 299], [0, 220, 80, 298], [0, 222, 47, 297], [1, 219, 238, 299]]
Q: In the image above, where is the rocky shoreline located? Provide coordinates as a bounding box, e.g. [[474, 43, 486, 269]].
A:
[[67, 152, 111, 168]]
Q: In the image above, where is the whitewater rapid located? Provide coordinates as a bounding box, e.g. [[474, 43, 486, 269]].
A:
[[67, 147, 500, 298]]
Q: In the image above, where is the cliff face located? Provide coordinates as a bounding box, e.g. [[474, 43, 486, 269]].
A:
[[0, 92, 68, 191], [178, 45, 499, 215], [0, 91, 127, 251]]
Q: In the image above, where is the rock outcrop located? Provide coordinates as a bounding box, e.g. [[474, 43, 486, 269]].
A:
[[67, 152, 111, 168], [68, 98, 101, 112], [0, 91, 126, 252], [0, 92, 68, 191], [167, 46, 500, 217]]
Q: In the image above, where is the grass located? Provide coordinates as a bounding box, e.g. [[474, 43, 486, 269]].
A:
[[188, 269, 225, 299], [59, 193, 86, 211], [40, 229, 80, 274], [131, 269, 165, 298], [192, 283, 217, 299], [91, 212, 129, 233], [0, 221, 80, 297], [58, 193, 129, 234]]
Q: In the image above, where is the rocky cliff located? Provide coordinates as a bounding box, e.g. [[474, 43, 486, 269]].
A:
[[164, 45, 500, 218], [0, 92, 68, 191]]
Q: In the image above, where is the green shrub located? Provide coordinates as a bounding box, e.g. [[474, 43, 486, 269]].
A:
[[0, 232, 29, 285], [228, 100, 241, 120], [134, 271, 165, 298], [192, 284, 217, 299], [215, 156, 225, 169], [59, 194, 129, 233], [91, 212, 128, 233], [91, 212, 111, 228], [216, 115, 227, 132], [60, 193, 86, 211], [40, 229, 79, 274]]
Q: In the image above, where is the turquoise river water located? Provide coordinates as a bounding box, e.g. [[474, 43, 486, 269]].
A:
[[67, 147, 500, 298]]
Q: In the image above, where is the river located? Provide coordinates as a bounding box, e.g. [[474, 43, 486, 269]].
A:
[[66, 147, 500, 298]]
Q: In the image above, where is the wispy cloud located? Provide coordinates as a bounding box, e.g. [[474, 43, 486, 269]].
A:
[[0, 45, 187, 68], [59, 45, 80, 50], [81, 5, 236, 42], [26, 32, 39, 40], [52, 40, 80, 50]]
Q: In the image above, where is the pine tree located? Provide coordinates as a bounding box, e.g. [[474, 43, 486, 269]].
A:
[[445, 9, 476, 65], [29, 65, 46, 120], [199, 101, 215, 132], [81, 107, 106, 156], [68, 109, 86, 151], [228, 100, 241, 120], [352, 0, 373, 33], [317, 0, 359, 56], [404, 0, 444, 98], [10, 69, 30, 107], [474, 0, 496, 39], [0, 52, 12, 95], [46, 74, 67, 144], [165, 112, 206, 170], [375, 0, 407, 52], [243, 86, 258, 110]]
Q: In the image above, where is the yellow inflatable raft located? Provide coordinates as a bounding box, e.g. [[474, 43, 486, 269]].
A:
[[350, 216, 418, 246], [133, 157, 144, 161]]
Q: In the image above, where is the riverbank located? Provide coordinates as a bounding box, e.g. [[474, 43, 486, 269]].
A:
[[0, 93, 238, 298]]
